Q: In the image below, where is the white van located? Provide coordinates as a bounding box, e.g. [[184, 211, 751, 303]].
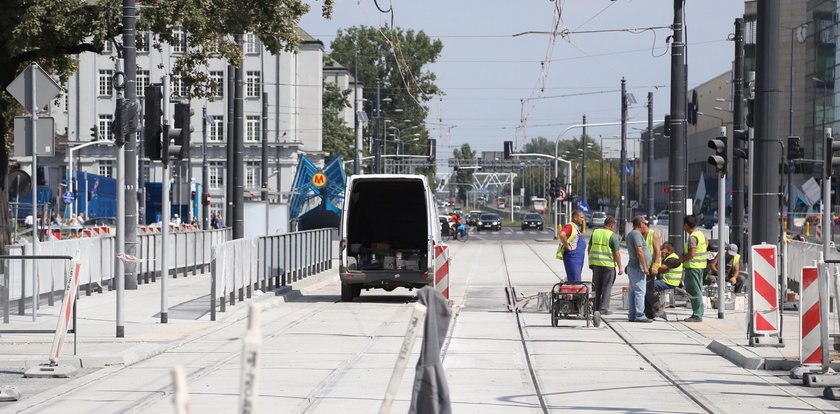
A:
[[338, 174, 449, 302]]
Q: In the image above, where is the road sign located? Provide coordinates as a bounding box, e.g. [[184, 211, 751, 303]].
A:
[[63, 191, 75, 204], [13, 116, 54, 157], [578, 202, 590, 213], [312, 172, 327, 188], [6, 64, 62, 112], [556, 186, 567, 202]]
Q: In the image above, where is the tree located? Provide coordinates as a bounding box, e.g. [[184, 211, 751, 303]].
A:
[[328, 26, 443, 164], [322, 81, 354, 162], [451, 143, 476, 205], [0, 0, 334, 189]]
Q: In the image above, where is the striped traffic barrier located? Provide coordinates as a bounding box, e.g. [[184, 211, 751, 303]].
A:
[[434, 245, 450, 299], [750, 244, 781, 341], [801, 265, 821, 365]]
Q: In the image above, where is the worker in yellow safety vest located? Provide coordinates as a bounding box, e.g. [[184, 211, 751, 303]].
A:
[[709, 243, 746, 293], [587, 216, 623, 314], [642, 227, 662, 319], [679, 215, 707, 322]]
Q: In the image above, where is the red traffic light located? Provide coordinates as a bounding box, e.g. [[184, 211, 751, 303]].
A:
[[204, 193, 211, 206], [662, 188, 670, 193]]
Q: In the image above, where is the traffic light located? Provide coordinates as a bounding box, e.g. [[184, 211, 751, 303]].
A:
[[503, 141, 513, 160], [113, 98, 127, 147], [663, 115, 671, 137], [166, 102, 193, 161], [548, 178, 557, 199], [144, 84, 163, 160], [733, 130, 749, 160], [204, 193, 211, 206], [825, 134, 840, 179], [89, 125, 98, 140], [662, 188, 670, 193], [788, 136, 804, 160], [707, 134, 726, 175], [191, 190, 197, 200]]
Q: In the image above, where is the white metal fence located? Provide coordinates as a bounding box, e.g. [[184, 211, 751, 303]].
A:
[[1, 228, 232, 323], [211, 228, 334, 320]]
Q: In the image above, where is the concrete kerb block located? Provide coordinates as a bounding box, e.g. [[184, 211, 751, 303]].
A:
[[824, 386, 840, 400], [804, 371, 840, 387], [791, 365, 827, 379], [0, 385, 21, 401], [23, 364, 77, 378], [707, 339, 765, 370]]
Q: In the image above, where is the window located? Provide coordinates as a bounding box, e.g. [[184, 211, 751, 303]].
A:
[[245, 162, 260, 189], [208, 115, 224, 142], [144, 166, 151, 182], [104, 39, 113, 54], [137, 32, 150, 53], [98, 70, 113, 96], [136, 70, 150, 97], [245, 33, 261, 54], [246, 115, 261, 142], [172, 75, 188, 97], [210, 71, 224, 97], [97, 114, 113, 140], [99, 160, 114, 178], [172, 28, 186, 53], [209, 162, 224, 189], [246, 71, 261, 98]]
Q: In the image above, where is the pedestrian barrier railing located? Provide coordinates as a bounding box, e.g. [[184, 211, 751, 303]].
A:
[[1, 227, 232, 323], [210, 228, 334, 321], [785, 240, 840, 289]]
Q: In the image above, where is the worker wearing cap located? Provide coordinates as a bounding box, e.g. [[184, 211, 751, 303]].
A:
[[710, 243, 746, 293]]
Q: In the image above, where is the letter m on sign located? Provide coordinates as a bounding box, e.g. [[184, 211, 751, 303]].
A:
[[312, 173, 326, 188]]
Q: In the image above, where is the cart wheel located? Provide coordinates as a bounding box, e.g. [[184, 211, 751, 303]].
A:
[[592, 311, 601, 328]]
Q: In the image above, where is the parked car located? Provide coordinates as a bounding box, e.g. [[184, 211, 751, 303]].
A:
[[591, 211, 607, 227], [656, 211, 670, 226], [477, 213, 502, 231], [521, 213, 544, 230]]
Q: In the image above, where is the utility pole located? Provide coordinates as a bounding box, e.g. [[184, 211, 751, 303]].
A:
[[233, 35, 245, 239], [620, 78, 628, 236], [753, 0, 781, 246], [647, 92, 655, 219], [261, 92, 268, 201], [581, 114, 587, 207], [122, 0, 138, 291], [138, 96, 145, 226], [732, 18, 746, 254], [669, 0, 688, 255], [201, 106, 209, 229], [226, 65, 234, 228], [374, 79, 382, 174], [353, 52, 362, 175]]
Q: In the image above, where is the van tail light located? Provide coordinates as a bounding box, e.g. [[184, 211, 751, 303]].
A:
[[421, 274, 428, 279]]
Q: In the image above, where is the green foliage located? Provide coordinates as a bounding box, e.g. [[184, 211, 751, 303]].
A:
[[451, 143, 475, 204], [322, 81, 354, 162], [328, 25, 442, 159]]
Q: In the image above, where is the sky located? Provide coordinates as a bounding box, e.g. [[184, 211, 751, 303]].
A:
[[300, 0, 745, 165]]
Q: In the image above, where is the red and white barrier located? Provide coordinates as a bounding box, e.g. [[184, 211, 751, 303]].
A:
[[434, 244, 450, 299], [817, 223, 823, 239], [800, 265, 822, 365], [49, 259, 82, 365], [750, 244, 780, 335]]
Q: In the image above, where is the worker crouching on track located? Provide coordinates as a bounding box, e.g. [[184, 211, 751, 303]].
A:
[[588, 216, 623, 315], [556, 209, 586, 282], [644, 242, 684, 320], [709, 243, 746, 294]]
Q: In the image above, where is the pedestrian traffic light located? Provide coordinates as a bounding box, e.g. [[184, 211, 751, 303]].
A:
[[113, 98, 128, 147], [548, 178, 557, 199], [89, 125, 98, 140], [707, 134, 727, 175], [503, 141, 513, 160], [204, 193, 211, 206], [825, 134, 840, 179], [144, 84, 163, 160], [788, 136, 805, 160]]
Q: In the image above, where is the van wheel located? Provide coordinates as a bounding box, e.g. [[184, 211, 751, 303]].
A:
[[341, 284, 354, 302]]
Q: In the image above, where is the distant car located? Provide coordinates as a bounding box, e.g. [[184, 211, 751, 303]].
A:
[[453, 207, 463, 216], [477, 213, 502, 231], [84, 217, 116, 227], [591, 211, 607, 227], [439, 215, 454, 236], [656, 211, 670, 226], [521, 213, 544, 231], [467, 211, 483, 226], [585, 213, 592, 226]]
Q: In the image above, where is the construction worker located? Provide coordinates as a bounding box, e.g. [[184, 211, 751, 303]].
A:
[[642, 225, 662, 319], [557, 209, 586, 282], [645, 242, 683, 321], [709, 243, 746, 293], [587, 216, 623, 315], [679, 215, 707, 322]]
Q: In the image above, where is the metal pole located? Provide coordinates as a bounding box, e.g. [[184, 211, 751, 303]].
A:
[[581, 114, 587, 206], [669, 0, 687, 255], [161, 76, 171, 324], [202, 107, 209, 229], [620, 78, 628, 236], [718, 125, 727, 319], [122, 0, 138, 291], [261, 92, 268, 201], [820, 127, 833, 372], [374, 79, 382, 174], [233, 35, 245, 239], [28, 63, 40, 322], [732, 18, 746, 254], [647, 92, 655, 219], [752, 0, 781, 247], [138, 97, 145, 226], [226, 65, 234, 227], [353, 52, 362, 175]]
